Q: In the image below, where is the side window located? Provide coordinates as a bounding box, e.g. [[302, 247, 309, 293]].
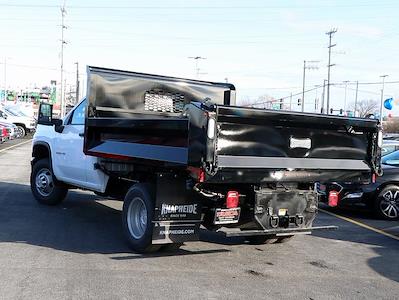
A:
[[70, 100, 86, 125]]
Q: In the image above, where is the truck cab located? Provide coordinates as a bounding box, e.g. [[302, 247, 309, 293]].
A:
[[33, 98, 108, 193]]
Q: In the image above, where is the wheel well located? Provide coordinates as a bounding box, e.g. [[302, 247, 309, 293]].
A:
[[14, 123, 26, 129], [376, 182, 399, 194], [32, 143, 50, 161]]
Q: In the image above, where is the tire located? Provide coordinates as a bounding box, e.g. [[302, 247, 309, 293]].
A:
[[246, 235, 278, 245], [374, 185, 399, 220], [15, 125, 26, 138], [122, 183, 161, 253], [30, 158, 68, 205]]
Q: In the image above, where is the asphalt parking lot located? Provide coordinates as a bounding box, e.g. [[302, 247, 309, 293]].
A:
[[0, 141, 398, 299]]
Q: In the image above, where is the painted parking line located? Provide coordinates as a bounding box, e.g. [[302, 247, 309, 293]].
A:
[[319, 208, 399, 242], [0, 139, 32, 154]]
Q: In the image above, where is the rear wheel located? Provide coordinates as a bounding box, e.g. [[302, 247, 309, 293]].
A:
[[30, 158, 68, 205], [375, 185, 399, 220], [122, 184, 160, 253]]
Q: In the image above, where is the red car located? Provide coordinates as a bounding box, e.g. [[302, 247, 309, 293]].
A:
[[0, 125, 10, 143]]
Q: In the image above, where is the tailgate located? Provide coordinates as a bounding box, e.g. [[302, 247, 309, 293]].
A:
[[209, 105, 380, 181]]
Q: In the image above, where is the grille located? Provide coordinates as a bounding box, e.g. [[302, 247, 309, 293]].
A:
[[144, 90, 185, 113]]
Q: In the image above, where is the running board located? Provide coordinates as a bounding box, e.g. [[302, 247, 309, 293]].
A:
[[218, 225, 338, 237]]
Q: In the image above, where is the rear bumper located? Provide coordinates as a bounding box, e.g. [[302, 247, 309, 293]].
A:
[[218, 225, 338, 237]]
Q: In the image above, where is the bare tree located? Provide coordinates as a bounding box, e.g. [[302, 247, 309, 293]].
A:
[[383, 119, 399, 133], [239, 94, 276, 109], [348, 99, 379, 117]]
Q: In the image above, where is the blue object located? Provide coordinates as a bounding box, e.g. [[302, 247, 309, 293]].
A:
[[384, 98, 393, 110]]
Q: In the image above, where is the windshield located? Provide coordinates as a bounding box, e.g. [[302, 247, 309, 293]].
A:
[[4, 108, 20, 117], [6, 107, 28, 117], [381, 150, 399, 165]]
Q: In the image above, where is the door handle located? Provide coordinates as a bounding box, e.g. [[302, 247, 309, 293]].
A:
[[79, 132, 84, 137]]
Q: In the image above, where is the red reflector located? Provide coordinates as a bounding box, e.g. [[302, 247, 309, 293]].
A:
[[226, 191, 239, 208], [328, 191, 339, 207], [199, 169, 205, 183], [372, 173, 377, 183]]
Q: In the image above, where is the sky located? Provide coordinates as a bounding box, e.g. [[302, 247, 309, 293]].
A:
[[0, 0, 399, 115]]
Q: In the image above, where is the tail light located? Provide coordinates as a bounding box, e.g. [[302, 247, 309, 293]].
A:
[[328, 191, 339, 207], [226, 191, 239, 208], [372, 173, 377, 183]]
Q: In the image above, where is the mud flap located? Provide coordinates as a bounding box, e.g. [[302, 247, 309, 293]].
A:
[[152, 173, 202, 244]]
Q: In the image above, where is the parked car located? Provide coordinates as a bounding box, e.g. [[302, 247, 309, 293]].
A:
[[0, 120, 18, 140], [381, 140, 399, 156], [0, 119, 18, 140], [0, 125, 10, 143], [0, 107, 36, 138], [322, 150, 399, 220]]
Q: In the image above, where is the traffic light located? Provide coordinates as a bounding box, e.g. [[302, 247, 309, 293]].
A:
[[330, 108, 333, 114], [298, 99, 301, 106], [340, 109, 343, 115]]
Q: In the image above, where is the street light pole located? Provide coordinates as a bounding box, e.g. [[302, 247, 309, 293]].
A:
[[302, 60, 306, 112], [3, 57, 6, 102], [379, 75, 388, 121], [75, 62, 79, 104], [354, 80, 359, 115]]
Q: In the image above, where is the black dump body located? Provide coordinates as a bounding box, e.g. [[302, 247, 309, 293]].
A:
[[83, 66, 381, 243], [84, 66, 381, 185]]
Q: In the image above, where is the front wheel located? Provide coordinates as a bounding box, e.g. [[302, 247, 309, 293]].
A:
[[15, 125, 26, 138], [374, 185, 399, 220], [122, 184, 160, 253], [30, 158, 68, 205]]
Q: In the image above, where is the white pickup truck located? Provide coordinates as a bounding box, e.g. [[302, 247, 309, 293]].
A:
[[30, 66, 380, 253]]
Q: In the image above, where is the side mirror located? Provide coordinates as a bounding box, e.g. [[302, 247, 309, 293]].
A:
[[53, 118, 64, 133], [37, 103, 53, 125]]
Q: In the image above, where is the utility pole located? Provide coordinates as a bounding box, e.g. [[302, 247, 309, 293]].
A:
[[3, 57, 6, 102], [343, 80, 349, 114], [60, 1, 67, 116], [75, 62, 79, 104], [326, 28, 337, 114], [321, 79, 327, 113], [301, 60, 319, 112], [289, 93, 293, 111], [379, 75, 389, 121], [188, 56, 206, 79], [354, 81, 359, 115]]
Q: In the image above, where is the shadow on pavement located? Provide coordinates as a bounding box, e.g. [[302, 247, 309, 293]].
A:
[[313, 209, 399, 283], [0, 181, 232, 258]]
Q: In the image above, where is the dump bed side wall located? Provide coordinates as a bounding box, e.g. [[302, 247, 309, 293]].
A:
[[84, 66, 235, 165]]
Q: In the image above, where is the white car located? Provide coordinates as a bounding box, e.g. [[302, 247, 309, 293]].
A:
[[0, 106, 36, 138]]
